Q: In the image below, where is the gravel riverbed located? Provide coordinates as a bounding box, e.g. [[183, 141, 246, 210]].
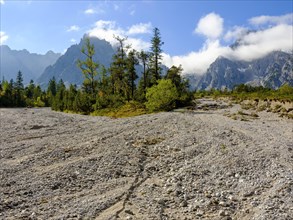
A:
[[0, 99, 292, 220]]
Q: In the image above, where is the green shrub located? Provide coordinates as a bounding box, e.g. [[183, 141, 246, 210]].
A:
[[145, 79, 179, 112], [34, 97, 45, 107]]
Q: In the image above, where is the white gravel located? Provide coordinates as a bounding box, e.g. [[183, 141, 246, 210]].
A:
[[0, 100, 292, 220]]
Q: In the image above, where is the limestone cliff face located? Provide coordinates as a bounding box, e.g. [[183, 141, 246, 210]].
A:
[[190, 51, 293, 90]]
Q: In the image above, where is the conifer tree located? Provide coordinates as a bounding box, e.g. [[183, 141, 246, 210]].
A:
[[109, 35, 129, 96], [47, 77, 57, 105], [77, 38, 100, 96], [137, 50, 150, 95], [126, 49, 139, 100], [15, 71, 24, 90], [149, 27, 164, 85], [14, 71, 25, 106]]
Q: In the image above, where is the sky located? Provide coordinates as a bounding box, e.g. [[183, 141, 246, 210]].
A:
[[1, 0, 292, 75]]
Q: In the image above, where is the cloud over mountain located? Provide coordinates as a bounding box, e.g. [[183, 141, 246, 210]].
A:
[[73, 12, 292, 76], [87, 20, 151, 51], [86, 13, 292, 76], [0, 31, 9, 45], [164, 13, 293, 75], [249, 13, 293, 26]]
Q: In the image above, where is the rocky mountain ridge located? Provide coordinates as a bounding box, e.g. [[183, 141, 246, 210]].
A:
[[0, 45, 61, 84], [36, 37, 115, 88], [1, 38, 292, 90], [188, 51, 293, 90]]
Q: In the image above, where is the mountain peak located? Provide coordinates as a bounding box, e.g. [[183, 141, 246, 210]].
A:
[[190, 51, 293, 90], [1, 46, 61, 83], [37, 36, 115, 88]]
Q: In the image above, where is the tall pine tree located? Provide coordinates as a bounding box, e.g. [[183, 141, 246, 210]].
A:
[[77, 38, 100, 97], [149, 27, 164, 85], [126, 49, 139, 100], [109, 35, 129, 96], [137, 50, 150, 95]]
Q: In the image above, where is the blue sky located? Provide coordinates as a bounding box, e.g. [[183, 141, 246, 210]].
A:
[[1, 0, 292, 74]]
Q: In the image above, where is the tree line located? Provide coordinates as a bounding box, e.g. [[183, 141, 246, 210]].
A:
[[0, 28, 192, 115], [0, 71, 47, 107]]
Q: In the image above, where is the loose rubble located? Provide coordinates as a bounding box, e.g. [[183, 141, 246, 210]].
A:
[[0, 100, 292, 219]]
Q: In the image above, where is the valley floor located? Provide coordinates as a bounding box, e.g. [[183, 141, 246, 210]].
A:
[[0, 100, 292, 220]]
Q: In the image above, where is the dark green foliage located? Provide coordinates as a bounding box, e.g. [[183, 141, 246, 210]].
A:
[[64, 84, 77, 111], [149, 27, 164, 85], [94, 93, 125, 110], [165, 65, 192, 106], [0, 72, 47, 107], [138, 50, 150, 91], [47, 77, 57, 105], [52, 79, 66, 111], [73, 90, 93, 114], [126, 49, 139, 100], [77, 38, 102, 96], [109, 36, 129, 96], [195, 83, 293, 102], [15, 71, 24, 90], [14, 71, 25, 106]]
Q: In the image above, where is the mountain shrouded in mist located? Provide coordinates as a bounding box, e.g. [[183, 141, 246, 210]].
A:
[[0, 45, 61, 84]]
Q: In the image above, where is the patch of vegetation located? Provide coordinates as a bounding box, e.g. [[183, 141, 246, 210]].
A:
[[92, 101, 147, 118], [1, 28, 192, 117], [0, 71, 48, 108], [194, 84, 293, 103]]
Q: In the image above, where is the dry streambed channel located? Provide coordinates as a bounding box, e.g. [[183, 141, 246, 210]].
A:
[[0, 100, 292, 220]]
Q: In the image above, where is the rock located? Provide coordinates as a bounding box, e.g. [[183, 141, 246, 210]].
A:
[[219, 210, 226, 216], [181, 200, 188, 207], [196, 210, 204, 216], [243, 191, 254, 197], [125, 209, 134, 215]]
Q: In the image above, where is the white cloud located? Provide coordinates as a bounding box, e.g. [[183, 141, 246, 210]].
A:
[[127, 22, 152, 35], [67, 25, 80, 32], [195, 12, 224, 39], [164, 23, 293, 75], [87, 14, 292, 76], [127, 38, 151, 51], [88, 20, 151, 51], [84, 7, 105, 15], [163, 40, 231, 75], [0, 0, 4, 5], [228, 24, 293, 61], [224, 26, 248, 42], [249, 13, 293, 26], [161, 12, 293, 75], [0, 31, 9, 45], [70, 38, 76, 43], [85, 9, 95, 14], [88, 20, 123, 46]]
